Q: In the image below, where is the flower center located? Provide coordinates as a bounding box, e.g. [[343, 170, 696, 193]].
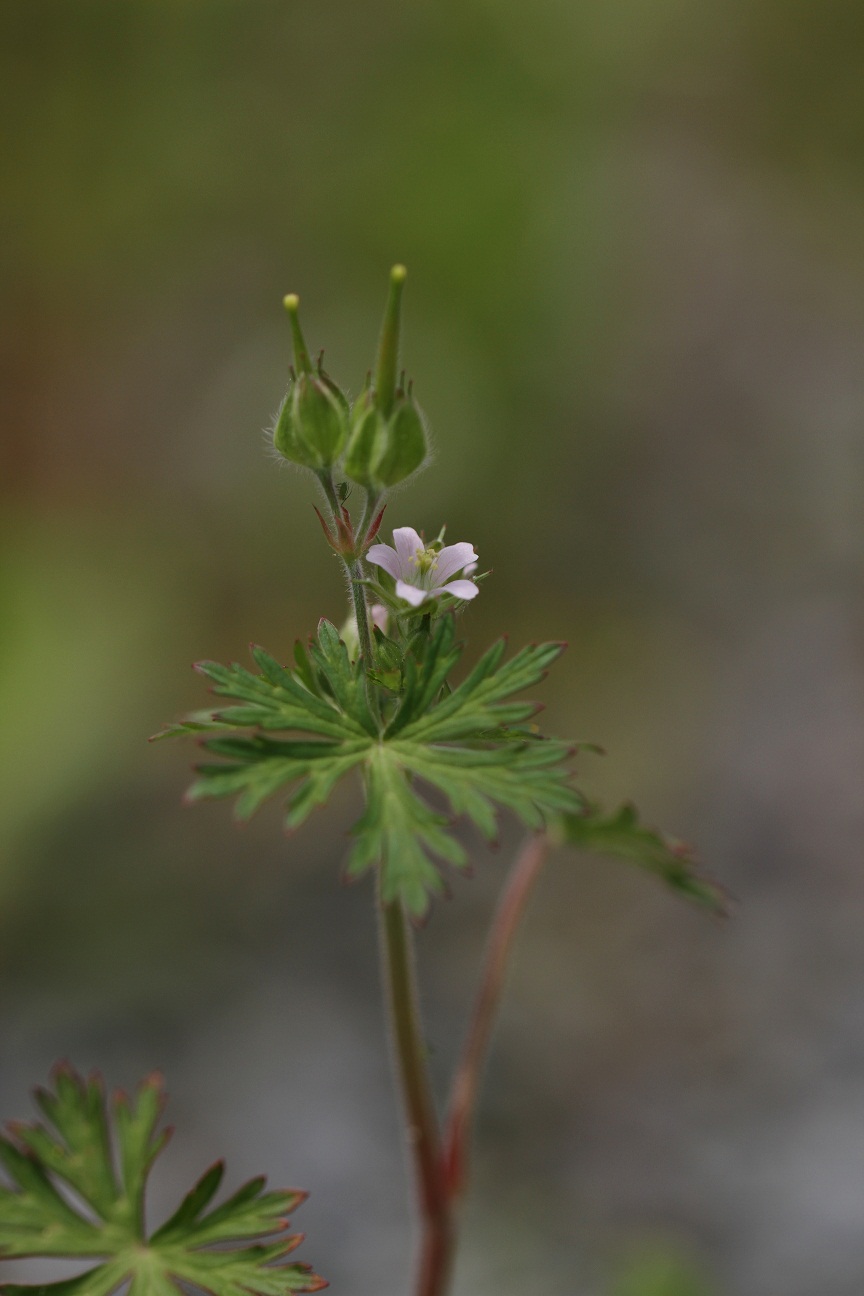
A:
[[409, 547, 439, 585]]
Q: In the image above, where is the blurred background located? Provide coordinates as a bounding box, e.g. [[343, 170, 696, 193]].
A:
[[2, 2, 864, 1292]]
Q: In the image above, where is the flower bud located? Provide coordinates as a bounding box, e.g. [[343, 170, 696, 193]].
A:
[[272, 295, 349, 471]]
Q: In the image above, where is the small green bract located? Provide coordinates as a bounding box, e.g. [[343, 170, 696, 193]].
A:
[[0, 1065, 326, 1296]]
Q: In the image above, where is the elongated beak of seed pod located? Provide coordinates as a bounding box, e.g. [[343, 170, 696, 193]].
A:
[[374, 265, 407, 419], [283, 294, 313, 373]]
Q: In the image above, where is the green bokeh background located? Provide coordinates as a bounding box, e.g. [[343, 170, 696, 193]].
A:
[[2, 3, 864, 1293]]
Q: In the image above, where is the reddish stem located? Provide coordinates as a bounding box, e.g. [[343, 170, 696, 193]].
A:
[[381, 836, 552, 1295], [443, 833, 551, 1198], [380, 900, 454, 1295]]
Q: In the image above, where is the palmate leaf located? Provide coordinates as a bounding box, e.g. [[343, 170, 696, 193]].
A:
[[346, 738, 583, 915], [157, 617, 582, 917], [559, 802, 731, 916], [386, 634, 567, 741], [0, 1065, 326, 1296]]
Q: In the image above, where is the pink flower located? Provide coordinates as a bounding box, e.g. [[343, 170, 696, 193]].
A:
[[367, 527, 479, 608], [370, 603, 389, 634], [341, 601, 390, 661]]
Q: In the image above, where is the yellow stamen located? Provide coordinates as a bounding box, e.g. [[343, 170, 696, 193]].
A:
[[411, 548, 438, 576]]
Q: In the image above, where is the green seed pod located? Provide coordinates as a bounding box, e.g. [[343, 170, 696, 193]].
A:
[[343, 264, 428, 491], [373, 390, 428, 488], [291, 371, 348, 469], [273, 374, 348, 470], [272, 293, 349, 471], [343, 389, 384, 487], [343, 387, 428, 490], [316, 366, 351, 418], [273, 393, 315, 467]]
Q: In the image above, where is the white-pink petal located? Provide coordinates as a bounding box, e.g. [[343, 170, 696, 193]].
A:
[[392, 527, 424, 576], [370, 604, 389, 633], [395, 579, 428, 607], [436, 579, 479, 601], [366, 543, 403, 581], [434, 542, 478, 585]]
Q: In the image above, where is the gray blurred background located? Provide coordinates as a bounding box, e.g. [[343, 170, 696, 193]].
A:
[[2, 2, 864, 1292]]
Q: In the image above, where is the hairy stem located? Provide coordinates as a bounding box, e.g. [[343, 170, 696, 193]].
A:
[[380, 899, 455, 1296], [348, 557, 378, 703], [318, 470, 342, 518], [443, 832, 551, 1199], [318, 471, 381, 724], [350, 488, 384, 707], [356, 487, 379, 545]]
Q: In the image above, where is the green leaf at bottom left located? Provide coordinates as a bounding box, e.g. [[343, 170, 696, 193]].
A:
[[0, 1064, 326, 1295]]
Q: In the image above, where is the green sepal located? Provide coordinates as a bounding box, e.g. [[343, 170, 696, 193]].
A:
[[343, 392, 381, 488], [273, 393, 318, 468], [291, 373, 348, 469], [315, 365, 350, 417], [373, 391, 427, 488], [273, 375, 348, 471], [343, 386, 428, 492]]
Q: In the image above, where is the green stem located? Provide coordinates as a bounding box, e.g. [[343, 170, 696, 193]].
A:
[[317, 471, 381, 725], [356, 488, 382, 549], [443, 832, 551, 1200], [380, 899, 455, 1296], [348, 556, 379, 715], [317, 470, 342, 517]]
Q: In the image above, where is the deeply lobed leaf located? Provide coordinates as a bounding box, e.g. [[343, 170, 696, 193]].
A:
[[0, 1065, 326, 1295], [559, 803, 731, 915], [159, 618, 579, 916]]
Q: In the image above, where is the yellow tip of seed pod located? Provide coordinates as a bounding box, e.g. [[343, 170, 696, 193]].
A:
[[283, 293, 300, 312], [390, 264, 407, 284]]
